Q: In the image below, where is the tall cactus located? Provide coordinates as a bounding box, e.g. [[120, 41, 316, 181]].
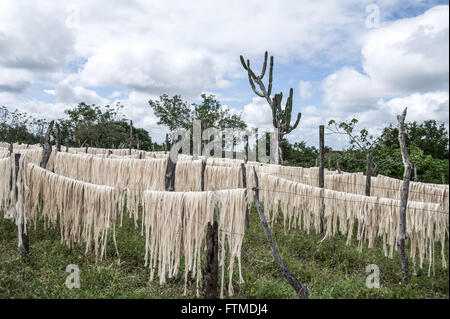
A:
[[240, 51, 302, 164]]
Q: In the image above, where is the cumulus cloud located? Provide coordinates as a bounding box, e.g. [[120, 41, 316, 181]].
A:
[[322, 5, 449, 114], [298, 81, 313, 100], [242, 97, 273, 129], [0, 1, 76, 92]]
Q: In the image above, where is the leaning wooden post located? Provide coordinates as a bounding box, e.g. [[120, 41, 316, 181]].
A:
[[40, 120, 54, 169], [129, 120, 133, 155], [252, 167, 308, 298], [319, 125, 325, 233], [55, 122, 61, 152], [241, 163, 249, 230], [365, 152, 372, 196], [413, 163, 418, 182], [397, 107, 411, 284], [15, 153, 29, 258]]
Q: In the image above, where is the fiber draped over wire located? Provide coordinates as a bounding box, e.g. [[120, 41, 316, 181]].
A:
[[141, 188, 247, 298], [25, 163, 122, 261], [53, 152, 167, 222], [253, 172, 448, 269]]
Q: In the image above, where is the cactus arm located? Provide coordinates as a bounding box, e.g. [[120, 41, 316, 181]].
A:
[[267, 56, 273, 96], [260, 51, 268, 79]]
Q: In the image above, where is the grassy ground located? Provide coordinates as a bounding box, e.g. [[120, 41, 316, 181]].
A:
[[0, 206, 448, 299]]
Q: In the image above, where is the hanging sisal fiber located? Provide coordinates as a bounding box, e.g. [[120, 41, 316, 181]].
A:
[[251, 171, 448, 269], [174, 159, 203, 191], [25, 163, 122, 261], [53, 152, 167, 223], [141, 188, 247, 298], [204, 165, 243, 191]]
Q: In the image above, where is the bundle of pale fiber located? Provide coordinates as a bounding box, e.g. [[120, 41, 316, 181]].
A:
[[253, 172, 448, 269], [142, 188, 247, 298], [0, 157, 12, 210], [373, 175, 449, 214], [204, 165, 243, 191], [174, 159, 203, 191], [377, 198, 447, 271], [53, 152, 167, 221], [25, 163, 123, 261]]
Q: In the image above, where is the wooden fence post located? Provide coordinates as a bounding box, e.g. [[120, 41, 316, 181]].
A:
[[40, 120, 54, 169], [165, 133, 169, 154], [252, 167, 308, 299], [164, 134, 182, 191], [397, 108, 411, 284], [55, 122, 61, 152], [241, 163, 249, 230], [15, 153, 29, 258], [365, 152, 372, 197], [129, 120, 133, 155], [203, 221, 219, 299], [319, 125, 325, 233]]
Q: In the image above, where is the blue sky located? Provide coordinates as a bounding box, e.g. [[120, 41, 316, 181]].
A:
[[0, 0, 448, 149]]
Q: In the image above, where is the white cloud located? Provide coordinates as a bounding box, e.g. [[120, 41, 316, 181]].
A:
[[322, 5, 449, 114], [242, 97, 273, 129], [55, 82, 108, 105], [298, 81, 313, 100]]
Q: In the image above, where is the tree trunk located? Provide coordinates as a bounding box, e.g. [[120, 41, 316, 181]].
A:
[[397, 107, 411, 284], [252, 167, 308, 299]]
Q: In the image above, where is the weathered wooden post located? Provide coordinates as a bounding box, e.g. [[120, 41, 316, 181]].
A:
[[40, 120, 54, 169], [365, 152, 372, 196], [241, 163, 249, 230], [337, 158, 341, 174], [15, 153, 29, 258], [55, 122, 61, 152], [129, 120, 133, 155], [413, 163, 418, 182], [397, 107, 411, 284], [164, 134, 182, 191], [164, 133, 169, 154], [252, 167, 308, 298], [319, 125, 325, 233], [203, 220, 219, 299]]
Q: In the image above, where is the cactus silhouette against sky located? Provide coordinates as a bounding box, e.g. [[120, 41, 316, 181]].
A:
[[240, 51, 301, 164]]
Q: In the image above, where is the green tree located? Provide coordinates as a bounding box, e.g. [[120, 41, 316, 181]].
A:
[[149, 93, 246, 134]]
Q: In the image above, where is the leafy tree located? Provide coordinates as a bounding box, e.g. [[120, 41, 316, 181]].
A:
[[149, 94, 246, 133], [0, 106, 45, 145], [380, 120, 449, 159], [59, 102, 154, 150]]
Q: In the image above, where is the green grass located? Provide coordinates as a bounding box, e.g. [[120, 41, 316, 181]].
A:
[[0, 206, 448, 299]]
